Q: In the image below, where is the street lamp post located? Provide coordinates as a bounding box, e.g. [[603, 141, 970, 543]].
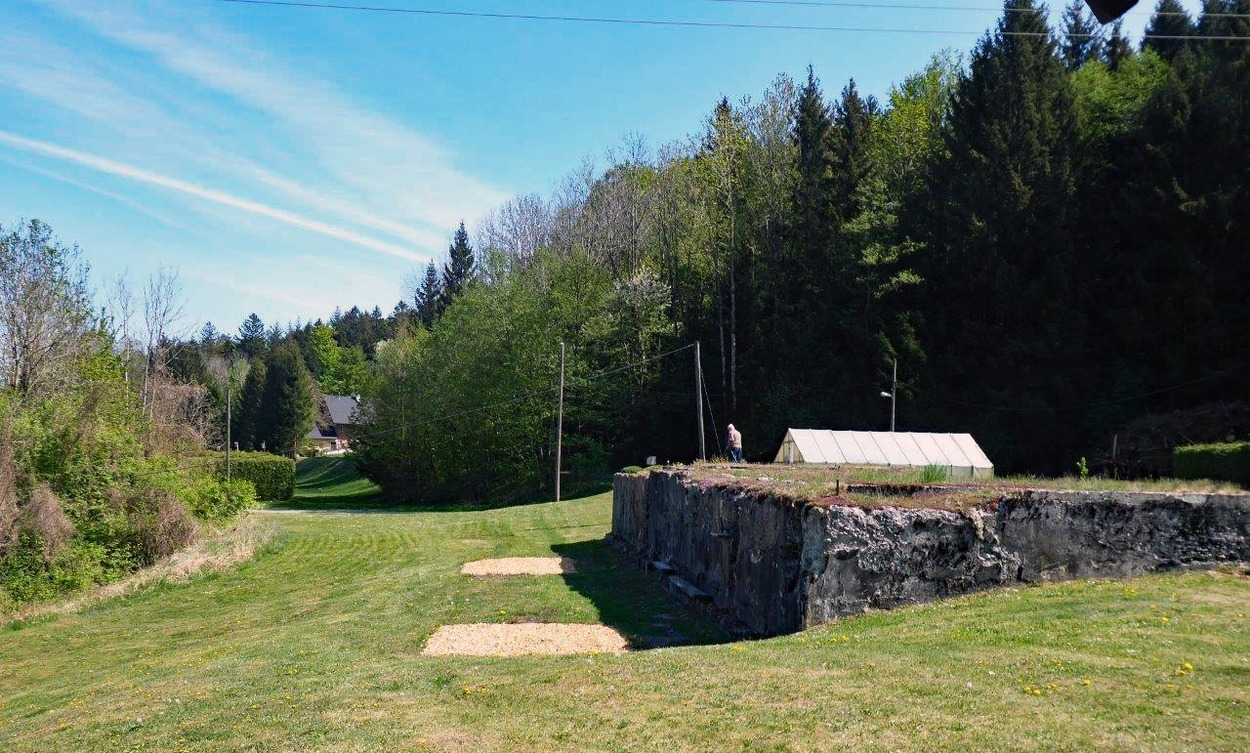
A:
[[879, 359, 897, 432]]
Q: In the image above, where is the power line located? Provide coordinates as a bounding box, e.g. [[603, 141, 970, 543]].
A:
[[705, 0, 1250, 20], [218, 0, 1250, 40]]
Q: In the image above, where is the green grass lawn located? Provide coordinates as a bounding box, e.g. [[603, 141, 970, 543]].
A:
[[2, 458, 1247, 752], [274, 455, 389, 509]]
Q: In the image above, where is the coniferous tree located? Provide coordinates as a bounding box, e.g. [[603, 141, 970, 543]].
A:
[[233, 358, 266, 450], [1143, 0, 1195, 62], [440, 221, 475, 307], [1061, 0, 1103, 70], [1103, 20, 1133, 68], [832, 80, 878, 223], [257, 341, 315, 456], [919, 0, 1084, 470], [236, 313, 266, 358], [787, 68, 839, 302], [200, 321, 219, 348], [415, 261, 444, 328]]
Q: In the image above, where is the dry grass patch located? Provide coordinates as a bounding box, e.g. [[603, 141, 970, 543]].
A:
[[422, 622, 629, 656], [681, 461, 1248, 510], [460, 556, 576, 576]]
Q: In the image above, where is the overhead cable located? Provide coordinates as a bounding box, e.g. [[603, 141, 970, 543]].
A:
[[705, 0, 1250, 20], [218, 0, 1250, 40]]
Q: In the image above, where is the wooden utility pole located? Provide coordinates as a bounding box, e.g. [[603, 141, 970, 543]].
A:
[[555, 341, 565, 502], [225, 370, 232, 484], [695, 341, 705, 461]]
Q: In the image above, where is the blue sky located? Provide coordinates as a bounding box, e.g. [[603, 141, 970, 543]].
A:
[[0, 0, 1182, 337]]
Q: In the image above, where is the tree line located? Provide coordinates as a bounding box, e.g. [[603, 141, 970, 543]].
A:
[[354, 0, 1250, 501]]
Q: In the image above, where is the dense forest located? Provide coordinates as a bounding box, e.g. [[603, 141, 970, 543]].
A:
[[355, 0, 1250, 500]]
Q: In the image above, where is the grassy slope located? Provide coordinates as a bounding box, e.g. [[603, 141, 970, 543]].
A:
[[0, 459, 1246, 752]]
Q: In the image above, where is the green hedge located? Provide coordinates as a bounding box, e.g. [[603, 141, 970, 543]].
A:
[[215, 452, 296, 501], [1173, 441, 1250, 485]]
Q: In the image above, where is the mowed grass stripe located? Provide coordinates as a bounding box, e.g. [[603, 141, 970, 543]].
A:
[[1, 458, 1247, 752]]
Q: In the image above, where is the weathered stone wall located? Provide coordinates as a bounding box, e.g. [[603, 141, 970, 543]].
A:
[[612, 470, 806, 634], [997, 491, 1250, 581], [611, 470, 1250, 636]]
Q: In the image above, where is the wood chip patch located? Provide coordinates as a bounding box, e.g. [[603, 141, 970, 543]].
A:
[[422, 623, 629, 656], [460, 557, 575, 576]]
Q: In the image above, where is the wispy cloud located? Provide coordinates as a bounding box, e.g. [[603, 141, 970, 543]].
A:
[[0, 154, 192, 232], [34, 0, 508, 242], [0, 130, 426, 262]]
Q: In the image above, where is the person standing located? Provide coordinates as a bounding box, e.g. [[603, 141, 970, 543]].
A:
[[727, 423, 743, 463]]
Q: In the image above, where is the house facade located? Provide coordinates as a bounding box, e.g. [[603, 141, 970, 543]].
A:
[[305, 394, 360, 452]]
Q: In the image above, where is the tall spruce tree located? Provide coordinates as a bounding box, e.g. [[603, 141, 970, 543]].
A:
[[831, 80, 878, 223], [788, 68, 839, 299], [236, 313, 266, 358], [440, 222, 475, 308], [415, 261, 444, 328], [257, 341, 316, 456], [1143, 0, 1195, 62], [1061, 0, 1103, 71], [919, 0, 1085, 470]]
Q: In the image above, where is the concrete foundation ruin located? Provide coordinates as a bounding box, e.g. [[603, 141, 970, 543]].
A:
[[611, 468, 1250, 636]]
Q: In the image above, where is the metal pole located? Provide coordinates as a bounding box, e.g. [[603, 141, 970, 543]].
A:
[[695, 341, 705, 461], [555, 342, 565, 502], [890, 359, 897, 433]]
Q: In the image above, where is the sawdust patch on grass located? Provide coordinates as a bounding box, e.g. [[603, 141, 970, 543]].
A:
[[460, 556, 575, 576], [422, 622, 629, 656]]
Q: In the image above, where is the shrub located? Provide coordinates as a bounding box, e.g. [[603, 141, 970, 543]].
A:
[[920, 464, 949, 484], [0, 441, 18, 556], [1173, 442, 1250, 485], [215, 452, 295, 501], [1, 534, 106, 603], [22, 485, 74, 559], [186, 477, 257, 521], [126, 490, 200, 566], [620, 466, 644, 474]]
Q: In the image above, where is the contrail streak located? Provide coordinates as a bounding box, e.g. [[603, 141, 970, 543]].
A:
[[0, 130, 424, 262]]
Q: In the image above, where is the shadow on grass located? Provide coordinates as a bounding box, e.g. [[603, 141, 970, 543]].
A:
[[551, 537, 733, 650]]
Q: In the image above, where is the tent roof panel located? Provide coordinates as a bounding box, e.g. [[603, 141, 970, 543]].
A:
[[930, 433, 973, 471], [871, 432, 911, 466], [831, 432, 867, 464], [951, 433, 994, 470], [848, 431, 888, 465], [812, 430, 845, 463], [791, 429, 826, 463], [895, 433, 931, 466]]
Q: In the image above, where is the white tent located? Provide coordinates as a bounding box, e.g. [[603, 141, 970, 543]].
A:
[[773, 429, 994, 479]]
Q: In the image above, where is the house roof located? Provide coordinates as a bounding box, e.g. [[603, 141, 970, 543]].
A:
[[325, 395, 359, 426]]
